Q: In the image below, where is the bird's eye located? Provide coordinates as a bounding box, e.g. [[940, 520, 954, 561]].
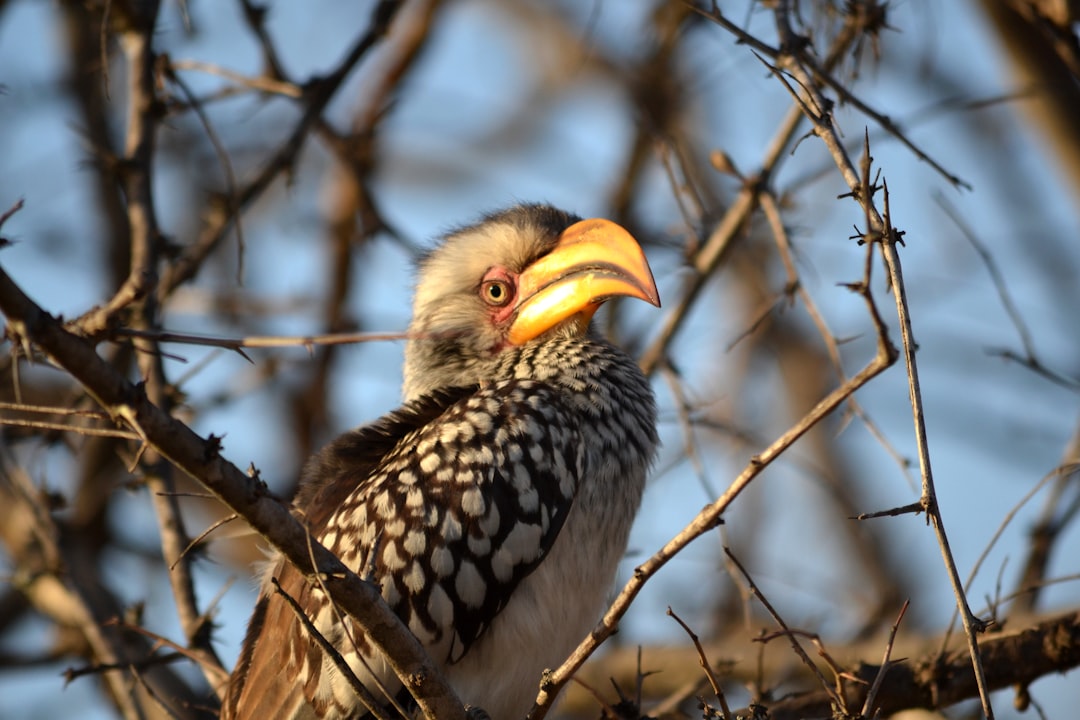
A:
[[481, 279, 513, 307]]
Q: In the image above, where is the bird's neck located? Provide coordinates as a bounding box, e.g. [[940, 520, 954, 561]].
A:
[[402, 332, 609, 404]]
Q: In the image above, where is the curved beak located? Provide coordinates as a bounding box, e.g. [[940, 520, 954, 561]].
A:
[[507, 218, 660, 346]]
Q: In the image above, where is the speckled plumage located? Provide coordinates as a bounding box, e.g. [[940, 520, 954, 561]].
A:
[[222, 205, 658, 720]]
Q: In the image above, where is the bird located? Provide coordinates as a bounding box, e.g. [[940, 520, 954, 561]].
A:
[[221, 204, 660, 720]]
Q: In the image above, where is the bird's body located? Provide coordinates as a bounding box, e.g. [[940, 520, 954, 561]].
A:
[[222, 205, 659, 720]]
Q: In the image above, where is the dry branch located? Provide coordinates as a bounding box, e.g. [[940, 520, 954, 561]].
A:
[[0, 266, 467, 720], [733, 610, 1080, 720], [529, 273, 897, 718], [557, 609, 1080, 719]]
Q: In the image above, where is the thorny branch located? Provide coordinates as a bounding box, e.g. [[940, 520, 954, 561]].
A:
[[529, 214, 899, 716], [114, 0, 227, 696], [639, 0, 892, 375], [159, 0, 404, 296], [0, 264, 468, 720], [733, 610, 1080, 720], [0, 0, 465, 716], [0, 445, 200, 720], [755, 2, 996, 714], [541, 1, 1025, 717], [725, 548, 845, 712]]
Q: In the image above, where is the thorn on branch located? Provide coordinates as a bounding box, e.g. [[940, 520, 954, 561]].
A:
[[779, 32, 812, 58], [855, 0, 892, 30], [709, 149, 742, 178], [0, 198, 25, 233], [848, 225, 868, 245], [852, 501, 925, 520], [204, 433, 224, 461], [245, 1, 268, 21], [1014, 683, 1031, 712]]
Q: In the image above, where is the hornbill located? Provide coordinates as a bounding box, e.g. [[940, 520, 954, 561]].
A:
[[222, 204, 660, 720]]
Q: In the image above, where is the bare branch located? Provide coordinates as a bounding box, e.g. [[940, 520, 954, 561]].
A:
[[529, 282, 897, 718], [0, 265, 467, 720], [666, 607, 731, 720]]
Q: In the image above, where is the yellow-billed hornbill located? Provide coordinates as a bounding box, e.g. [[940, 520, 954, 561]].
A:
[[221, 204, 660, 720]]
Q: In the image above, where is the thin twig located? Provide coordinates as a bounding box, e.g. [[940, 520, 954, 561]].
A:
[[170, 513, 241, 570], [0, 198, 24, 230], [860, 599, 909, 717], [986, 348, 1080, 390], [659, 362, 717, 499], [528, 292, 896, 718], [724, 549, 845, 712], [639, 2, 870, 375], [162, 62, 246, 284], [112, 326, 411, 352], [270, 577, 395, 720], [157, 0, 407, 302], [108, 619, 231, 688], [169, 59, 302, 97], [934, 193, 1035, 357], [666, 607, 732, 720], [0, 416, 140, 440], [0, 401, 114, 417]]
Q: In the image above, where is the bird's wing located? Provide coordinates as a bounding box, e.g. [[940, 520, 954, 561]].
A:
[[309, 377, 584, 661], [222, 387, 477, 720], [221, 567, 320, 720], [224, 379, 584, 718]]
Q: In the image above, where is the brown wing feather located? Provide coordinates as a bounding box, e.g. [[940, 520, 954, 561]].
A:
[[223, 379, 583, 718], [221, 562, 322, 719], [222, 388, 475, 720]]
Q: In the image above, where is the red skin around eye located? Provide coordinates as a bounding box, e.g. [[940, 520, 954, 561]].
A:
[[481, 266, 519, 326]]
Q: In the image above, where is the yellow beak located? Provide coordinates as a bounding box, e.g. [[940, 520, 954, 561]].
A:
[[507, 218, 660, 346]]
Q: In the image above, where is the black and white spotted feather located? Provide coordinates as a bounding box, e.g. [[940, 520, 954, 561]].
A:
[[222, 205, 658, 720]]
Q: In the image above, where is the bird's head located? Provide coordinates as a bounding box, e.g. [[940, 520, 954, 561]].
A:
[[402, 204, 660, 400]]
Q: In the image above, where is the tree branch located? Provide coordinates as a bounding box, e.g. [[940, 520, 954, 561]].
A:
[[0, 264, 466, 720]]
